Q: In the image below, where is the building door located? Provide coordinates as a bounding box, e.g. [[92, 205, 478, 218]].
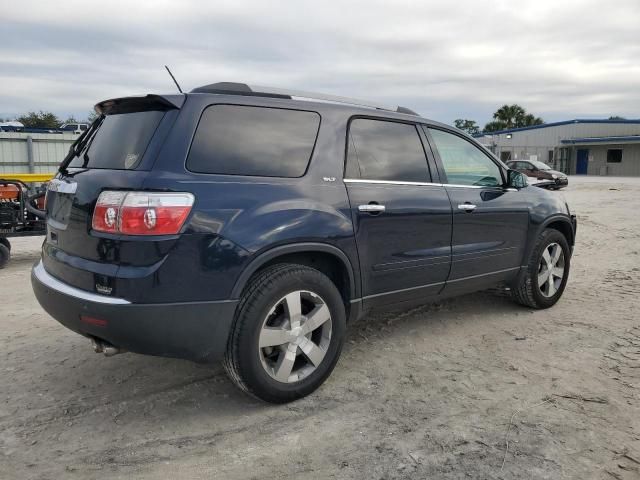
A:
[[576, 149, 589, 174]]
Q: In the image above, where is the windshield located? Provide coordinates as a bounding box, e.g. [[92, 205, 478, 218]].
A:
[[531, 160, 552, 170], [68, 111, 164, 170]]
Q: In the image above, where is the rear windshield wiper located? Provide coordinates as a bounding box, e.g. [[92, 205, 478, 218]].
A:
[[81, 119, 103, 168], [58, 115, 105, 175]]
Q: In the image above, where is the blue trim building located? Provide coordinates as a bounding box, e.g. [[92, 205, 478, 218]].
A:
[[473, 120, 640, 176]]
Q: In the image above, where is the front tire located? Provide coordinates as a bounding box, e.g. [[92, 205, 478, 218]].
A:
[[224, 264, 346, 403], [512, 229, 571, 309]]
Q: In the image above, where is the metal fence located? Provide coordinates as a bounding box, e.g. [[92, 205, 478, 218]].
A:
[[0, 132, 75, 174]]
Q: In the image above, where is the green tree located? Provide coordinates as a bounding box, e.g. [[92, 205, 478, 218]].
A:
[[63, 116, 79, 124], [483, 104, 543, 133], [608, 116, 626, 120], [17, 111, 61, 128], [521, 113, 544, 127], [453, 119, 481, 135], [483, 120, 506, 133], [492, 104, 525, 129]]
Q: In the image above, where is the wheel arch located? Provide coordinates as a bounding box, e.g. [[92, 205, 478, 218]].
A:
[[541, 215, 575, 247], [231, 243, 358, 304], [514, 214, 575, 288]]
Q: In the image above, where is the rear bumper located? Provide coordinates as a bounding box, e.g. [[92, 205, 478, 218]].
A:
[[31, 260, 237, 362]]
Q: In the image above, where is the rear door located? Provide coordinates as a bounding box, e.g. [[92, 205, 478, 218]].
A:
[[344, 118, 452, 308], [425, 127, 530, 294]]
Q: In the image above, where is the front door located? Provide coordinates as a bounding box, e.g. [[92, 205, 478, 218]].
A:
[[426, 127, 530, 294], [576, 149, 589, 174], [344, 118, 452, 308]]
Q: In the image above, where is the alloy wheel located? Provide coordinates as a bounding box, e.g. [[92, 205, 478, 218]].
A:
[[258, 290, 332, 383], [537, 242, 565, 297]]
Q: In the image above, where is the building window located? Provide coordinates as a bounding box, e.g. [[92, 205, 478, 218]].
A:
[[607, 149, 623, 163], [500, 151, 512, 162]]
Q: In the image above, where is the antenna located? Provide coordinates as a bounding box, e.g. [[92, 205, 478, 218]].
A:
[[164, 65, 183, 94]]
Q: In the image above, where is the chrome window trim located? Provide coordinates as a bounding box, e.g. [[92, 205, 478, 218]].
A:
[[33, 261, 131, 305], [445, 183, 493, 189], [343, 178, 501, 189], [343, 178, 442, 187]]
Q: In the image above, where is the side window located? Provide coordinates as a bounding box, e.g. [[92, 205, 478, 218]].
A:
[[187, 105, 320, 177], [346, 119, 430, 182], [428, 129, 503, 187]]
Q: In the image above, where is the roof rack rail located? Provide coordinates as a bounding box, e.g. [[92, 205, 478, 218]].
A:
[[190, 82, 418, 116]]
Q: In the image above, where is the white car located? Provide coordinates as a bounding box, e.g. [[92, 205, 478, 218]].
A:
[[0, 121, 24, 132], [60, 123, 89, 134]]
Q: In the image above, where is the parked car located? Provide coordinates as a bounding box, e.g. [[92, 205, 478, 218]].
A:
[[0, 121, 24, 132], [507, 160, 568, 189], [32, 83, 577, 403], [59, 122, 89, 134]]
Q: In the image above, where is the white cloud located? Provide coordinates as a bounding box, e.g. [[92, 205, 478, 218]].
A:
[[1, 0, 639, 124]]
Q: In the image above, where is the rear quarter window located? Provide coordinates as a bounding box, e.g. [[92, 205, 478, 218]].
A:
[[186, 105, 320, 177]]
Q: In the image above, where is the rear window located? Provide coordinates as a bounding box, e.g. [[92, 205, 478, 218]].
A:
[[186, 105, 320, 177], [68, 111, 164, 170]]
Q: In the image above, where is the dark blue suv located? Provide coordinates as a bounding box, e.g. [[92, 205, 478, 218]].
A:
[[32, 83, 576, 403]]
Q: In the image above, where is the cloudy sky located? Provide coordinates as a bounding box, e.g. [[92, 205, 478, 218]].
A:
[[1, 0, 639, 126]]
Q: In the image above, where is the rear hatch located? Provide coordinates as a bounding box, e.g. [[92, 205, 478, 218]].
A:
[[43, 95, 183, 298]]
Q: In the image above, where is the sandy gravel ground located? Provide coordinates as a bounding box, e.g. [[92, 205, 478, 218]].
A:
[[1, 176, 639, 479]]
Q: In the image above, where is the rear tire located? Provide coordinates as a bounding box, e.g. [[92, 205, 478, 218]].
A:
[[0, 237, 10, 251], [224, 263, 346, 403], [0, 243, 9, 269], [512, 228, 570, 309]]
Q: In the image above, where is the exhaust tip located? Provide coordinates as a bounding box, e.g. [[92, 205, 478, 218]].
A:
[[90, 338, 124, 357], [91, 338, 104, 353]]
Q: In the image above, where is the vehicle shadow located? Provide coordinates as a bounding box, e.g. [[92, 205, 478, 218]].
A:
[[3, 288, 530, 475], [20, 289, 523, 414]]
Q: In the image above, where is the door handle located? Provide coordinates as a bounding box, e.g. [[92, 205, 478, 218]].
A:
[[457, 203, 477, 212], [358, 204, 386, 213]]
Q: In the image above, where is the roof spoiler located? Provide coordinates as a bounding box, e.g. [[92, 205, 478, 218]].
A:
[[190, 82, 418, 116], [94, 94, 185, 115]]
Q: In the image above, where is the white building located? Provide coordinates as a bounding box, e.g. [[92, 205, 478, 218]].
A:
[[474, 119, 640, 176]]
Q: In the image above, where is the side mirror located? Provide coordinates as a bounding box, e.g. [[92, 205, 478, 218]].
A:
[[507, 169, 528, 189]]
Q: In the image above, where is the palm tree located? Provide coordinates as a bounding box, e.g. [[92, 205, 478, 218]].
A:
[[521, 113, 544, 126], [493, 104, 526, 129], [483, 105, 544, 133]]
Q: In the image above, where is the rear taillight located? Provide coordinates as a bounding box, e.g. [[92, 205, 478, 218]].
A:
[[92, 191, 194, 235]]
